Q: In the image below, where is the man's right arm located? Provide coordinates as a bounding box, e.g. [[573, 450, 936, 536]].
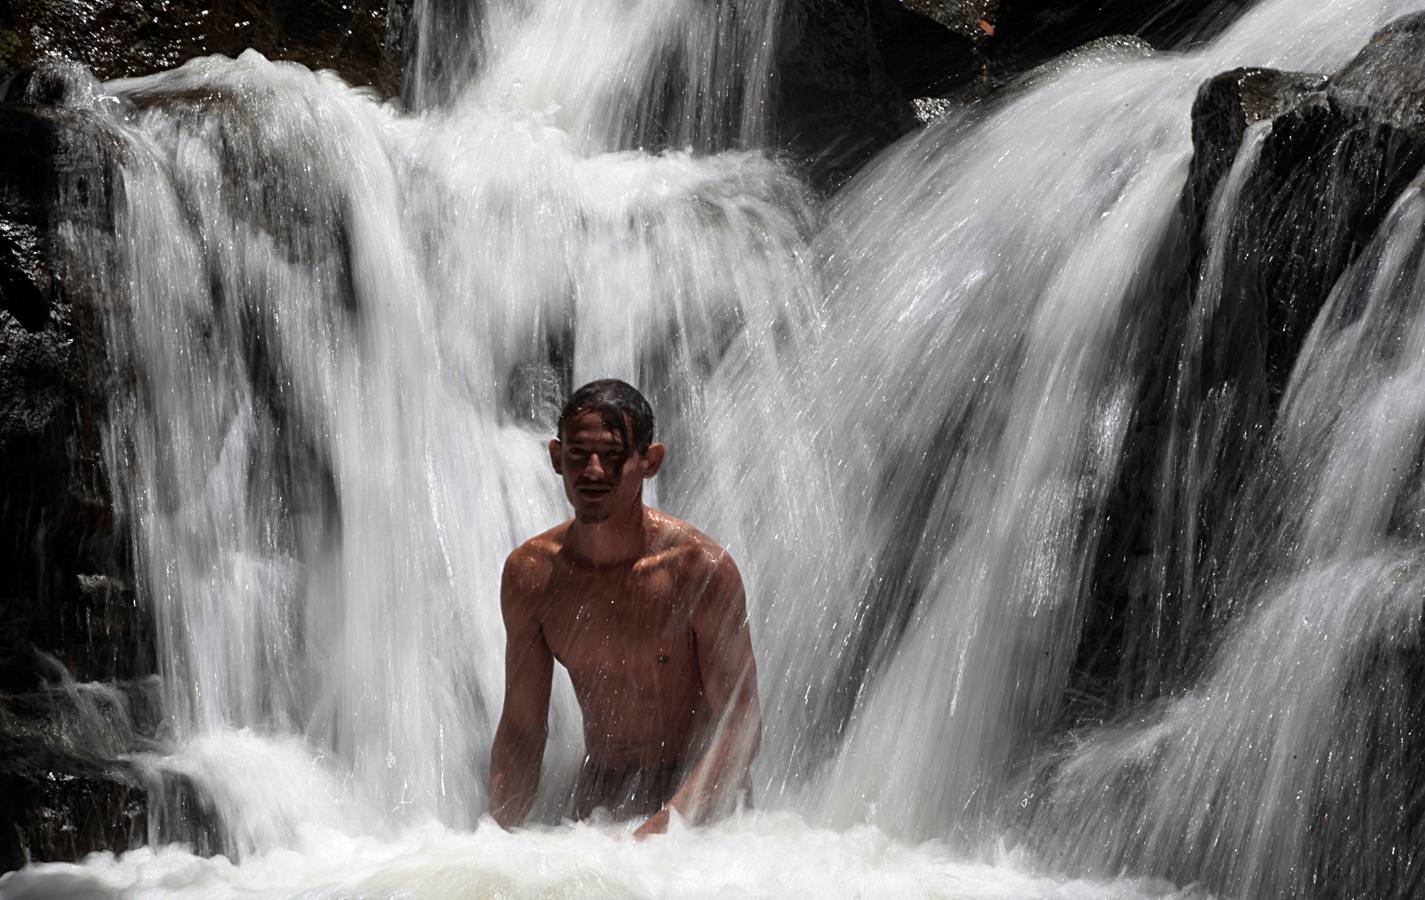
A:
[[489, 549, 554, 829]]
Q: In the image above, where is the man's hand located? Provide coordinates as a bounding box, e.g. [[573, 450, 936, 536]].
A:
[[633, 805, 672, 840]]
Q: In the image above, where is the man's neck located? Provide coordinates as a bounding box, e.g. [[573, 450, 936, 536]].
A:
[[567, 503, 650, 566]]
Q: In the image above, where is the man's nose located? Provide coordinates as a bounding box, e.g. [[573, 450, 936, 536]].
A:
[[586, 453, 607, 477]]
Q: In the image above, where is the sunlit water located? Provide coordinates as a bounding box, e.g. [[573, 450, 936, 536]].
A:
[[0, 804, 1203, 900], [6, 0, 1425, 896]]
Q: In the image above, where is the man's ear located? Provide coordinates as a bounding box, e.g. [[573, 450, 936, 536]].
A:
[[549, 439, 563, 475], [641, 443, 666, 478]]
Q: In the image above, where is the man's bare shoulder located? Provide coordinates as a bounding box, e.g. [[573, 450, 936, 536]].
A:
[[646, 509, 740, 584], [502, 523, 570, 597]]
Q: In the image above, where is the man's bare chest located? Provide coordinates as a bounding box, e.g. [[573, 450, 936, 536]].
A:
[[537, 566, 697, 680]]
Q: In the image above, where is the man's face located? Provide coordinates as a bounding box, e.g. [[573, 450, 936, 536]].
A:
[[549, 410, 664, 523]]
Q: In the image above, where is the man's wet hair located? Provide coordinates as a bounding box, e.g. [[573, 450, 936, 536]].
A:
[[557, 379, 656, 452]]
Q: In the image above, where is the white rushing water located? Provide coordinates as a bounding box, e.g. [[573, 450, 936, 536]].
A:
[[6, 0, 1425, 896], [1027, 168, 1425, 897], [806, 0, 1425, 844], [0, 813, 1208, 900]]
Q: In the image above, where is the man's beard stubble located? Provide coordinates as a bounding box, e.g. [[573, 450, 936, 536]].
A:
[[576, 507, 611, 524]]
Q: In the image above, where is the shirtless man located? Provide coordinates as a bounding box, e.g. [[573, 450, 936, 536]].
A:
[[489, 379, 761, 838]]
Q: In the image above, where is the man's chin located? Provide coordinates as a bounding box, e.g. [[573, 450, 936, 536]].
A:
[[575, 508, 611, 524]]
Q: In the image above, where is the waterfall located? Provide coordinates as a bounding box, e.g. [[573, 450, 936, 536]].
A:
[[10, 0, 1425, 894], [1028, 174, 1425, 896], [53, 0, 854, 846], [804, 0, 1424, 843], [402, 0, 781, 152]]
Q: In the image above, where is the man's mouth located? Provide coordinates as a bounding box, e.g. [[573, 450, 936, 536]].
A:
[[575, 483, 613, 498]]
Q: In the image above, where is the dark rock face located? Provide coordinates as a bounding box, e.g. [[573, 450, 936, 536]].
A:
[[1072, 66, 1332, 712], [1, 739, 148, 870], [990, 0, 1249, 74], [1071, 16, 1425, 732], [1181, 15, 1425, 618], [0, 677, 222, 873], [0, 89, 143, 694], [774, 0, 979, 189], [0, 74, 165, 873], [1049, 19, 1425, 898], [776, 0, 1254, 191], [1077, 17, 1425, 721], [0, 0, 399, 95]]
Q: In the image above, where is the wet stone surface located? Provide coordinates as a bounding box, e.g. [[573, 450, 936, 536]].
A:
[[0, 0, 399, 95], [0, 672, 221, 875], [0, 87, 170, 874], [1065, 13, 1425, 731], [1175, 11, 1425, 602]]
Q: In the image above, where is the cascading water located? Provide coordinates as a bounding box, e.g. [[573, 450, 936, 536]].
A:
[[404, 0, 780, 150], [35, 0, 867, 859], [805, 0, 1424, 845], [1028, 165, 1425, 898], [6, 0, 1425, 896]]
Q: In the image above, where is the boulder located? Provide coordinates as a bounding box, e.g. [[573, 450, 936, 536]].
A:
[[1044, 25, 1425, 895], [0, 75, 168, 872], [775, 0, 980, 189], [0, 0, 399, 95], [0, 672, 224, 875], [1069, 16, 1425, 725], [0, 90, 142, 693], [0, 737, 223, 875], [777, 0, 1257, 190], [989, 0, 1249, 74], [1181, 14, 1425, 604]]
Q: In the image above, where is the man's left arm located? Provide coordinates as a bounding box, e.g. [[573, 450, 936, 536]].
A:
[[635, 550, 762, 838]]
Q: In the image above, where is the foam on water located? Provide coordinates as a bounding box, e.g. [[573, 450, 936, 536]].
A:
[[0, 814, 1206, 900]]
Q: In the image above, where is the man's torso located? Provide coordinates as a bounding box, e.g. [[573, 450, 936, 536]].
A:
[[517, 511, 717, 770]]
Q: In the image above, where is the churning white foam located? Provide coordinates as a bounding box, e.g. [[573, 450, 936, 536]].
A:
[[0, 810, 1208, 900]]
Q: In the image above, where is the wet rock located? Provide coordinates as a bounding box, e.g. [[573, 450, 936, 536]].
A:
[[1189, 15, 1425, 388], [989, 0, 1248, 75], [0, 734, 147, 871], [1046, 27, 1425, 894], [1177, 13, 1425, 601], [0, 669, 226, 875], [902, 0, 999, 37], [1072, 15, 1425, 724], [1183, 67, 1328, 223], [0, 62, 228, 875], [0, 733, 224, 874], [1332, 13, 1425, 130], [507, 362, 566, 433], [775, 0, 979, 189], [0, 96, 141, 694], [778, 0, 1255, 190], [0, 0, 399, 96]]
